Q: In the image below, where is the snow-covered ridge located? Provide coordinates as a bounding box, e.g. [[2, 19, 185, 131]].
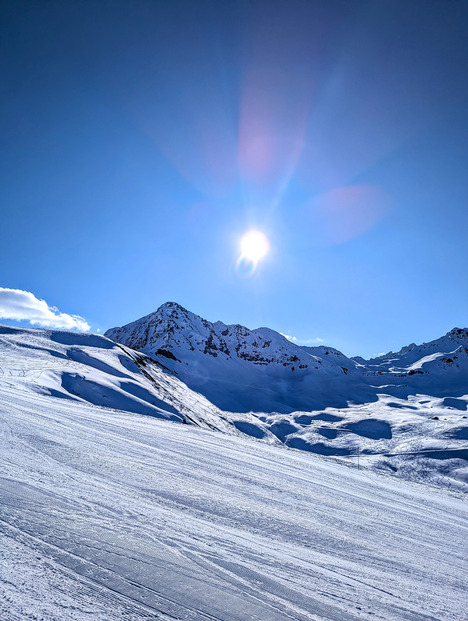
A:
[[0, 324, 238, 434], [105, 302, 468, 413], [358, 326, 468, 372], [105, 302, 358, 373]]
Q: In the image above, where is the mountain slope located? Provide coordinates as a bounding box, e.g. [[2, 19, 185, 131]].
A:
[[102, 305, 468, 491], [105, 302, 367, 413], [1, 376, 467, 620], [357, 327, 468, 396], [105, 302, 468, 412], [0, 324, 240, 434], [2, 320, 467, 491]]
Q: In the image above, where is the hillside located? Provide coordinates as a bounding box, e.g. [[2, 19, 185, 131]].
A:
[[105, 303, 468, 412], [1, 321, 468, 491], [0, 324, 237, 434], [1, 375, 467, 620]]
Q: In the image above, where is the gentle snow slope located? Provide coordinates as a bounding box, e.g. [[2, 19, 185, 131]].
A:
[[1, 382, 468, 620]]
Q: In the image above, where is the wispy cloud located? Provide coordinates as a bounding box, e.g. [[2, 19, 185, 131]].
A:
[[280, 333, 324, 346], [280, 333, 298, 343], [0, 287, 90, 331]]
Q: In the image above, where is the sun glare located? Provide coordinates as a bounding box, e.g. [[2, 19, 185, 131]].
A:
[[240, 230, 270, 263]]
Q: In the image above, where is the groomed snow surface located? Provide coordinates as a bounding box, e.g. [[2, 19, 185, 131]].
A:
[[1, 387, 467, 619]]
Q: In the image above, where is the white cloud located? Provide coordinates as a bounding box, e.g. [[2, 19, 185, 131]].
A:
[[302, 337, 325, 345], [0, 287, 90, 332], [280, 333, 298, 342], [281, 333, 324, 346]]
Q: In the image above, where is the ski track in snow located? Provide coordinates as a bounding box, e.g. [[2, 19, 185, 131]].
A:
[[1, 384, 468, 620]]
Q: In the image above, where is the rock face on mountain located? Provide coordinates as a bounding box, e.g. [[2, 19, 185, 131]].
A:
[[105, 302, 358, 372], [105, 303, 468, 413]]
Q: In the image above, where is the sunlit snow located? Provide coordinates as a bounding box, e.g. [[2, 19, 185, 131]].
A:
[[1, 323, 468, 619]]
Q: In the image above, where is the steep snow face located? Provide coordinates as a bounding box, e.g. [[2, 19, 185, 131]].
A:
[[105, 302, 363, 412]]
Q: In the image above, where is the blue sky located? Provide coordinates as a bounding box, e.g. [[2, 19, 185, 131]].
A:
[[1, 0, 467, 358]]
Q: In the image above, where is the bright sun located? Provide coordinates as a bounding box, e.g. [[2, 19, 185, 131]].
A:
[[240, 230, 270, 263]]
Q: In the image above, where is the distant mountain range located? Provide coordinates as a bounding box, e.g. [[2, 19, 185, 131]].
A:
[[105, 302, 468, 413]]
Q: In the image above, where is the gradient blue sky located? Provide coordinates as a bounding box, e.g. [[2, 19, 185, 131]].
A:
[[1, 0, 467, 357]]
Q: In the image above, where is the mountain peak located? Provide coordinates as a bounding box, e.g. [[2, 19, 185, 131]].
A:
[[104, 303, 361, 412], [156, 301, 189, 314], [104, 305, 468, 413], [448, 327, 468, 339]]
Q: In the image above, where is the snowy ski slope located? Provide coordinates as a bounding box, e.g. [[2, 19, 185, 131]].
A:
[[1, 376, 468, 619]]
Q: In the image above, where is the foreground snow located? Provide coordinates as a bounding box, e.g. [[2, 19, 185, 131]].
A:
[[1, 384, 467, 620]]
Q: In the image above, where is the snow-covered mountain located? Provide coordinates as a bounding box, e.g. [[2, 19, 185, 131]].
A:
[[105, 302, 468, 412], [0, 326, 468, 488], [356, 327, 468, 395], [101, 305, 468, 491], [104, 302, 359, 375], [2, 317, 467, 491], [105, 302, 368, 413]]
